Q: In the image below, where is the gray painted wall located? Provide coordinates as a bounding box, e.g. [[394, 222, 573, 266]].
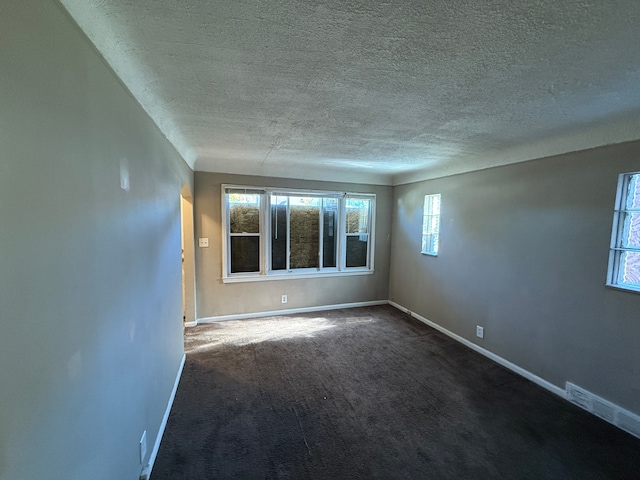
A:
[[0, 1, 192, 479], [390, 141, 640, 416], [194, 172, 392, 319]]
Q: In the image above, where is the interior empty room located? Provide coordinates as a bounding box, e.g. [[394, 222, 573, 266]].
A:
[[1, 1, 639, 479]]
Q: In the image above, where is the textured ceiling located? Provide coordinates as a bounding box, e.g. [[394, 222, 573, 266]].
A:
[[59, 0, 640, 185]]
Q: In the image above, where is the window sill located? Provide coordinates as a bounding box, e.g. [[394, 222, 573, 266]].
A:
[[222, 269, 374, 284], [421, 251, 438, 257], [605, 283, 640, 294]]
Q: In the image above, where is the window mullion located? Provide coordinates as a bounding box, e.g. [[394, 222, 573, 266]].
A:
[[339, 197, 346, 271], [286, 196, 291, 272], [611, 210, 623, 249], [267, 194, 273, 272], [318, 200, 324, 270], [224, 192, 230, 277], [260, 193, 266, 275]]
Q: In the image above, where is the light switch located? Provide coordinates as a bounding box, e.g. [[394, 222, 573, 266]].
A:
[[198, 238, 209, 248]]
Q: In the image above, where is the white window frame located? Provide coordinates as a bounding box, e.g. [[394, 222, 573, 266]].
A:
[[222, 185, 375, 283], [421, 194, 441, 256], [222, 187, 266, 279], [343, 194, 375, 270], [607, 172, 640, 293]]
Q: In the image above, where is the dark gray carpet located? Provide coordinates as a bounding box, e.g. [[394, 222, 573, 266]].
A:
[[152, 305, 640, 479]]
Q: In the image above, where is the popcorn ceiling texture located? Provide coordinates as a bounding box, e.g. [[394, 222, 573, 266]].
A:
[[59, 0, 640, 184]]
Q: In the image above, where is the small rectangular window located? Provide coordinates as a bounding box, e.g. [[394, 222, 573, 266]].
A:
[[289, 196, 321, 269], [322, 198, 339, 268], [608, 172, 640, 292], [422, 194, 441, 256], [228, 191, 262, 273], [345, 197, 372, 268], [270, 195, 288, 271]]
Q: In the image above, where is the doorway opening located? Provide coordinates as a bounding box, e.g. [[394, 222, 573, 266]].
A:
[[180, 185, 196, 326]]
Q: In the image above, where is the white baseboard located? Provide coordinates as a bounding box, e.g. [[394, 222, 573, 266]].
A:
[[195, 300, 388, 324], [388, 301, 566, 398], [143, 353, 186, 479], [389, 301, 640, 439]]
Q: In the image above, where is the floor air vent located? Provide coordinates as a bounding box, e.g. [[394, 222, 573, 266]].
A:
[[566, 383, 592, 410], [592, 398, 617, 423], [566, 382, 640, 439]]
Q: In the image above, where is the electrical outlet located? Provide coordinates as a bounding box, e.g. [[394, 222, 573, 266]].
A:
[[476, 326, 484, 339], [281, 294, 288, 304], [198, 238, 209, 248]]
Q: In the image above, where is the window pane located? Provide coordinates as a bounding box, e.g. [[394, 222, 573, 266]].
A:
[[290, 196, 321, 207], [230, 236, 260, 273], [290, 198, 320, 269], [422, 214, 440, 235], [271, 196, 287, 270], [422, 234, 438, 254], [618, 250, 640, 286], [620, 212, 640, 249], [432, 194, 441, 214], [323, 198, 338, 268], [346, 235, 368, 267], [346, 198, 370, 234], [229, 194, 260, 234], [625, 174, 640, 210], [430, 215, 440, 235], [424, 194, 441, 215]]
